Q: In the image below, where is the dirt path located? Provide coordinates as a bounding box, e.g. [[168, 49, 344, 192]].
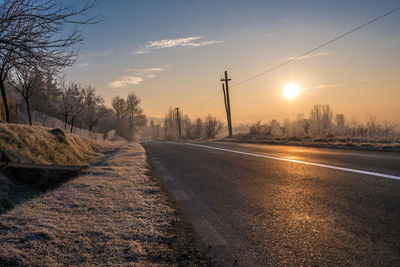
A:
[[0, 143, 213, 266]]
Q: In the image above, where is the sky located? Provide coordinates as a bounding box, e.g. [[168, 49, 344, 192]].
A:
[[65, 0, 400, 124]]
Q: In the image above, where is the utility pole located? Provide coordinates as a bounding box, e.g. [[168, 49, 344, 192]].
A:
[[221, 70, 233, 137], [222, 83, 229, 130], [175, 107, 182, 140], [164, 119, 168, 140], [156, 124, 159, 140]]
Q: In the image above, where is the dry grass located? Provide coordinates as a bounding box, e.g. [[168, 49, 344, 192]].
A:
[[0, 143, 211, 266], [0, 124, 114, 165], [225, 135, 400, 152]]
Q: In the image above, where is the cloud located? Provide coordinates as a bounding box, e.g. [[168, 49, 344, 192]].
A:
[[181, 40, 223, 47], [133, 50, 149, 55], [109, 76, 144, 88], [147, 36, 202, 49], [138, 67, 164, 73], [77, 62, 90, 68], [109, 66, 167, 88], [132, 36, 223, 54], [310, 83, 343, 89]]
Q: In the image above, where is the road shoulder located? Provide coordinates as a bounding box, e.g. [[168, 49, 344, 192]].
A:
[[0, 142, 213, 266]]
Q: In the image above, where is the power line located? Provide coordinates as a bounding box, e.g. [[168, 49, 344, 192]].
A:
[[189, 90, 222, 114], [231, 6, 400, 88], [188, 6, 400, 115]]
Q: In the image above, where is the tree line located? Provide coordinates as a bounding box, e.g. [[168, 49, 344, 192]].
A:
[[246, 104, 397, 141], [0, 0, 97, 124], [6, 72, 146, 140], [145, 108, 225, 140], [0, 0, 147, 140]]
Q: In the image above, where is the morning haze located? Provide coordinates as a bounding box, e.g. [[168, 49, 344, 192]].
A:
[[66, 0, 400, 123], [1, 1, 400, 266]]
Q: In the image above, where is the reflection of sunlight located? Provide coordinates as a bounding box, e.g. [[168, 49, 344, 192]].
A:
[[284, 155, 299, 160], [287, 149, 304, 153]]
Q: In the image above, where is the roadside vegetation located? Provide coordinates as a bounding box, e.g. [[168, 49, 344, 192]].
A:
[[0, 0, 146, 141], [0, 123, 116, 214], [142, 107, 225, 140], [0, 123, 113, 165], [232, 104, 399, 151], [0, 143, 213, 266]]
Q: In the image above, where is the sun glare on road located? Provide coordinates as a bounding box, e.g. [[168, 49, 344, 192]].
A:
[[283, 83, 301, 100]]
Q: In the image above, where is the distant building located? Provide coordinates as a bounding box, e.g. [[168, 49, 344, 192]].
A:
[[0, 97, 18, 123]]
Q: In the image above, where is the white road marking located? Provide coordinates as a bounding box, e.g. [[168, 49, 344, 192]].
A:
[[192, 219, 227, 246], [172, 189, 189, 200], [186, 143, 400, 181]]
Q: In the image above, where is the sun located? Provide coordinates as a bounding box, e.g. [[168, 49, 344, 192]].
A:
[[283, 83, 300, 100]]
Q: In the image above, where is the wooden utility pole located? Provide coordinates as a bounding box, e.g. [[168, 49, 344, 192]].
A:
[[222, 83, 229, 129], [164, 119, 168, 139], [221, 70, 233, 137], [156, 124, 159, 140], [175, 108, 182, 140]]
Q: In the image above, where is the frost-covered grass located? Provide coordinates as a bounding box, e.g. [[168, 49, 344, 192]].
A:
[[0, 143, 211, 266], [0, 174, 40, 214], [225, 134, 400, 152], [0, 123, 114, 165]]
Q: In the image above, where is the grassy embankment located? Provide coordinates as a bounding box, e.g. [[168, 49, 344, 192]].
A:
[[0, 123, 113, 165], [0, 139, 212, 265], [0, 123, 115, 213]]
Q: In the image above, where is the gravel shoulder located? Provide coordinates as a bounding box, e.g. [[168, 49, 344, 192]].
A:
[[0, 142, 213, 266]]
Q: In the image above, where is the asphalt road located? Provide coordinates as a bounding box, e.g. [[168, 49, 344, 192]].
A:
[[143, 141, 400, 266]]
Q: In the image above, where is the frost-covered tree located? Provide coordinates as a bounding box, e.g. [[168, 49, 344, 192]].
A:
[[0, 0, 96, 122], [8, 66, 44, 125], [204, 114, 223, 138]]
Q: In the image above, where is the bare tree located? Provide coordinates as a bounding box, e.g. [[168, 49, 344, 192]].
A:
[[0, 0, 97, 122], [59, 82, 83, 130], [126, 93, 146, 134], [181, 115, 193, 139], [366, 115, 381, 138], [8, 65, 44, 125], [269, 119, 280, 136], [164, 107, 178, 139], [204, 114, 223, 138], [193, 118, 203, 139], [112, 96, 128, 120], [382, 121, 397, 139], [296, 113, 311, 136], [0, 51, 15, 122], [280, 119, 290, 136], [335, 113, 346, 136], [310, 104, 333, 136], [248, 120, 263, 136], [82, 86, 106, 132], [68, 86, 85, 133]]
